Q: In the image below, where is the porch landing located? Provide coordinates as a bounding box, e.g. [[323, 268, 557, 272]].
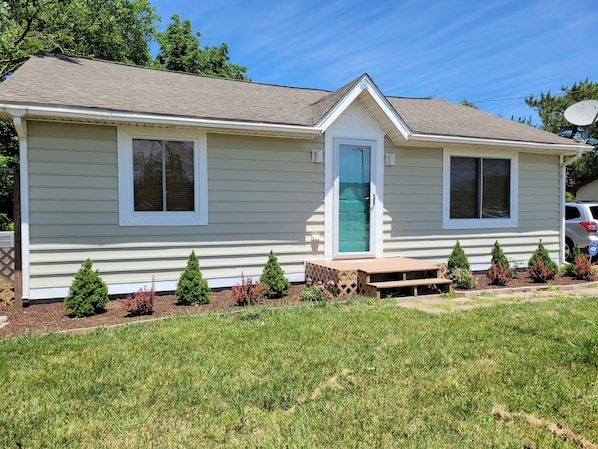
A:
[[305, 257, 450, 298]]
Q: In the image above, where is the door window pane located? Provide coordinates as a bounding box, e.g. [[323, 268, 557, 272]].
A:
[[338, 145, 370, 252]]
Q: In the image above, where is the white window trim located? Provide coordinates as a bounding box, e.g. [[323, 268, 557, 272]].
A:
[[442, 149, 518, 229], [118, 126, 208, 226]]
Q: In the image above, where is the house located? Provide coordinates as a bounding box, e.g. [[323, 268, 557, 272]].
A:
[[0, 53, 591, 303], [570, 175, 598, 201]]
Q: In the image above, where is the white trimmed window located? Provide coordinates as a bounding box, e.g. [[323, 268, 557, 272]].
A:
[[118, 127, 208, 226], [443, 150, 518, 229]]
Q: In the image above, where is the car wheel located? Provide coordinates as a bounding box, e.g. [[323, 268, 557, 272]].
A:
[[565, 237, 574, 262]]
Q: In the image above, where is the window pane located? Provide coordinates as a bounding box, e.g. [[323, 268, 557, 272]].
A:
[[133, 139, 163, 211], [165, 141, 194, 211], [450, 157, 479, 218], [482, 159, 510, 218]]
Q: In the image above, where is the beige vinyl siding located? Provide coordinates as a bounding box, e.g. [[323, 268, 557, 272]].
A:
[[383, 145, 562, 267], [27, 121, 325, 290], [575, 182, 598, 201]]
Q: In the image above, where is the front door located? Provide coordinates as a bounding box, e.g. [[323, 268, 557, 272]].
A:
[[334, 140, 375, 257]]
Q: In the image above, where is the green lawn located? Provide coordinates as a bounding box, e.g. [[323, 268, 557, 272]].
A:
[[1, 296, 597, 448]]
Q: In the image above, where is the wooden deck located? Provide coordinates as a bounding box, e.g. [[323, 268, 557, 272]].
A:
[[305, 257, 450, 298]]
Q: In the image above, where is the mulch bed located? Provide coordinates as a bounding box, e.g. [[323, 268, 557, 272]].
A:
[[0, 272, 594, 339]]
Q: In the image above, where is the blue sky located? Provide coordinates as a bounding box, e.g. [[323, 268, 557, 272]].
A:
[[149, 0, 597, 124]]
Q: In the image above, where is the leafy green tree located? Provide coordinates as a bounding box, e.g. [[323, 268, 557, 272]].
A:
[[525, 78, 598, 186], [0, 0, 159, 78], [0, 120, 18, 225], [155, 14, 249, 80], [64, 258, 109, 317], [0, 0, 159, 224]]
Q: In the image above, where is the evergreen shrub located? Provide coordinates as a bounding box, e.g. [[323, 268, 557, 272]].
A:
[[175, 251, 211, 305], [487, 241, 513, 285], [527, 240, 557, 282], [64, 259, 109, 317], [260, 250, 291, 298], [447, 241, 470, 271], [447, 241, 476, 289]]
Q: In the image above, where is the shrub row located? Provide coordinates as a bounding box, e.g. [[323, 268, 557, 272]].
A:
[[448, 239, 594, 290], [64, 250, 291, 317]]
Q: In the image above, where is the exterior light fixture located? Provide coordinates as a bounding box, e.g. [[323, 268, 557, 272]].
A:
[[311, 149, 323, 163], [385, 153, 396, 166]]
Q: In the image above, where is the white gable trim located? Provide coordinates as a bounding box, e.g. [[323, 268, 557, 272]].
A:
[[315, 75, 412, 140]]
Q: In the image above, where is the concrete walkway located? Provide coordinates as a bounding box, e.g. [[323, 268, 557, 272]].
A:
[[396, 282, 598, 313]]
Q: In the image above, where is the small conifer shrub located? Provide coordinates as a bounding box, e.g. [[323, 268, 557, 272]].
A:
[[527, 240, 557, 282], [487, 262, 511, 286], [260, 250, 291, 299], [175, 251, 211, 305], [564, 243, 584, 276], [447, 241, 470, 271], [487, 241, 513, 285], [490, 241, 510, 271], [64, 259, 109, 317], [447, 241, 476, 289]]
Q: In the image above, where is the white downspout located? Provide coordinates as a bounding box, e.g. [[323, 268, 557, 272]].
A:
[[11, 112, 29, 304], [560, 148, 585, 263]]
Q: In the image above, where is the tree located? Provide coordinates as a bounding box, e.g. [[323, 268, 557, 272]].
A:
[[155, 14, 249, 80], [459, 99, 478, 109], [0, 0, 160, 224], [525, 78, 598, 187], [0, 120, 18, 226], [0, 0, 159, 78]]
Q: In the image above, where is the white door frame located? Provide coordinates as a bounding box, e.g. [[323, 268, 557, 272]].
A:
[[324, 132, 384, 260]]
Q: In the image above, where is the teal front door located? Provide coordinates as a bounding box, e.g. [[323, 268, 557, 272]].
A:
[[338, 144, 371, 253]]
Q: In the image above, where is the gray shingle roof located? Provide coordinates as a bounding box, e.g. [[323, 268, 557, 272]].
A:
[[0, 53, 580, 147]]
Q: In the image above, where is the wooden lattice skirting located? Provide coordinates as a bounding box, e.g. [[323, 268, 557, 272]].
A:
[[0, 247, 15, 305], [305, 262, 360, 297]]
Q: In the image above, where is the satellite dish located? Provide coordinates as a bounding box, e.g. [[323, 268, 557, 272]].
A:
[[564, 100, 598, 126]]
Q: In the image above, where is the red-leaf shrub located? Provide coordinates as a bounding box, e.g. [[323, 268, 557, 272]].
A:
[[527, 260, 556, 283], [487, 262, 511, 286], [232, 273, 268, 306], [120, 278, 155, 316], [573, 255, 594, 281]]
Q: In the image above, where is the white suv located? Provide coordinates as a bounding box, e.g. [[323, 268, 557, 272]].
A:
[[565, 201, 598, 260]]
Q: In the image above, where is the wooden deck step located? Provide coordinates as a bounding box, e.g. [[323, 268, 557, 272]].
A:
[[368, 278, 452, 299]]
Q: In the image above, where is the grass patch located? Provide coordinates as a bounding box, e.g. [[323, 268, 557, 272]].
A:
[[1, 297, 597, 447]]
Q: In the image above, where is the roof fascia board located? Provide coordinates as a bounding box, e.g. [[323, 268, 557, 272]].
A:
[[316, 76, 412, 139], [408, 132, 591, 154], [0, 104, 322, 138]]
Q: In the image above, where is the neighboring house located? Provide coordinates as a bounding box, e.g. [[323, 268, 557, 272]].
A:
[[571, 175, 598, 201], [0, 53, 591, 302]]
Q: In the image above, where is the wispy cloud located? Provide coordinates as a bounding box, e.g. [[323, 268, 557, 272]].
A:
[[150, 0, 598, 122]]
